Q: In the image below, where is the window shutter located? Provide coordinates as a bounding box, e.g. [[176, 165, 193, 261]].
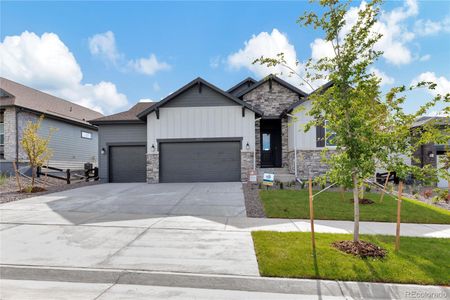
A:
[[316, 125, 325, 147]]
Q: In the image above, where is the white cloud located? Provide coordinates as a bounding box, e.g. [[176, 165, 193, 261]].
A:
[[0, 31, 128, 114], [419, 54, 431, 62], [414, 17, 450, 36], [227, 29, 320, 91], [139, 98, 155, 102], [370, 67, 394, 86], [412, 72, 450, 97], [88, 31, 121, 64], [128, 54, 171, 75], [88, 31, 171, 76], [310, 38, 335, 61]]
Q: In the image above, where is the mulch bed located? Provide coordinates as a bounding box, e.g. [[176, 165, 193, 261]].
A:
[[332, 240, 387, 259], [242, 182, 266, 218], [349, 198, 375, 205], [19, 186, 47, 193]]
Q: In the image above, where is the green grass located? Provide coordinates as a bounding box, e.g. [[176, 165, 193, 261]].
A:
[[260, 190, 450, 224], [252, 231, 450, 285], [0, 173, 8, 186]]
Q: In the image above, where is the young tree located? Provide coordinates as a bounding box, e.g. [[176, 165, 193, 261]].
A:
[[255, 0, 449, 244], [20, 115, 56, 191]]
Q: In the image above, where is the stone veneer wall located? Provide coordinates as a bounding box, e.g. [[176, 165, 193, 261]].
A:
[[241, 151, 254, 181], [146, 153, 159, 183], [287, 150, 335, 179], [242, 80, 300, 168], [3, 107, 17, 161]]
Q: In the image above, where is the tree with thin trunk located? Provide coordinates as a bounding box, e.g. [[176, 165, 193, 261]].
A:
[[20, 115, 56, 191], [255, 0, 449, 244]]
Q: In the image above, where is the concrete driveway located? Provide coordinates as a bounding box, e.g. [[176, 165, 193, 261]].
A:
[[0, 182, 259, 277]]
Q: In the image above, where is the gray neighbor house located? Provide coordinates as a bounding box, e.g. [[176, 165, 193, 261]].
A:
[[0, 77, 103, 174], [90, 75, 336, 183]]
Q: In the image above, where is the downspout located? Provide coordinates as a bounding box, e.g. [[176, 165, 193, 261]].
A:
[[287, 113, 298, 178], [254, 117, 262, 170]]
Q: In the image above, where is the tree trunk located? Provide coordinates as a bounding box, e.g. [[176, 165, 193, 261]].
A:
[[31, 166, 35, 189], [352, 173, 360, 242]]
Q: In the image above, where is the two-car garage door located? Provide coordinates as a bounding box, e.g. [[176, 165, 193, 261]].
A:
[[109, 141, 241, 183], [159, 141, 241, 183]]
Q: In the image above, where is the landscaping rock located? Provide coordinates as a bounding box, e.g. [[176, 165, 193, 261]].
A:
[[242, 182, 266, 218], [349, 198, 375, 205]]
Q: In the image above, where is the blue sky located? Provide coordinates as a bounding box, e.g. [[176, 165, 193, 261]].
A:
[[1, 0, 449, 115]]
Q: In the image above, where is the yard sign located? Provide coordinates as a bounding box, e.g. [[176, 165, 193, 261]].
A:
[[263, 173, 274, 186]]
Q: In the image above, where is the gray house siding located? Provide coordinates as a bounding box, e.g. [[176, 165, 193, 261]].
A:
[[1, 109, 98, 174], [98, 123, 147, 182], [163, 84, 238, 108]]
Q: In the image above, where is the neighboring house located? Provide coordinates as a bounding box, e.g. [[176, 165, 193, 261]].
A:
[[412, 116, 449, 188], [91, 75, 336, 183], [0, 77, 103, 174]]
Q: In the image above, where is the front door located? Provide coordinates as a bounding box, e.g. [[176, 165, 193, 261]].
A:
[[260, 119, 282, 167]]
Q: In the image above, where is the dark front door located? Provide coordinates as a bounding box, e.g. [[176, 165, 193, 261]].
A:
[[260, 119, 282, 168]]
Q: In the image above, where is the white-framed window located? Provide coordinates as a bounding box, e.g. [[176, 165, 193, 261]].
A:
[[81, 130, 92, 140], [0, 111, 4, 159]]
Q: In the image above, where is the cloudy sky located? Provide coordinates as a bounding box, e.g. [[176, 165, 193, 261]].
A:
[[1, 0, 449, 115]]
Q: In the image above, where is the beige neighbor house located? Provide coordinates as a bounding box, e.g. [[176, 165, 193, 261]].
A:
[[0, 77, 103, 175]]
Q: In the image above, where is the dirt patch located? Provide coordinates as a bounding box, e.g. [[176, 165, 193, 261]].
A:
[[332, 240, 387, 259], [243, 182, 266, 218], [349, 198, 375, 205], [19, 186, 47, 193]]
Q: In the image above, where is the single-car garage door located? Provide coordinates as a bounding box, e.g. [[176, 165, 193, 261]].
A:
[[160, 141, 241, 183], [109, 145, 146, 182]]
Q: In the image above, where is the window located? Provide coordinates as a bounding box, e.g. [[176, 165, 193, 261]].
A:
[[81, 131, 92, 139], [325, 121, 336, 147], [0, 112, 4, 159], [262, 133, 271, 151]]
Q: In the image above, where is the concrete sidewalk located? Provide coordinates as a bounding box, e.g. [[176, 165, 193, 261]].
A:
[[2, 210, 449, 238], [1, 267, 449, 300]]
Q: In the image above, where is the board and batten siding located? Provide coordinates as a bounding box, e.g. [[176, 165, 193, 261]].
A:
[[97, 124, 147, 182], [17, 111, 98, 170], [287, 101, 323, 150], [147, 106, 256, 151]]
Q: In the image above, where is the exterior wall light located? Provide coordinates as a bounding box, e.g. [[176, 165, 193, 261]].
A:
[[101, 148, 106, 155], [428, 151, 434, 158], [246, 142, 250, 150], [151, 144, 156, 152]]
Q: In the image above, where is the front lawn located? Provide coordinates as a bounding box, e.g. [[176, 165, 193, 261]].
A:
[[260, 190, 450, 224], [252, 231, 450, 285]]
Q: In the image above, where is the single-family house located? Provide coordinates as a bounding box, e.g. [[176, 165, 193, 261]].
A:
[[90, 75, 335, 183], [0, 77, 103, 174]]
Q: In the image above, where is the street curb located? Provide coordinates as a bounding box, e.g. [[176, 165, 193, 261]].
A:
[[1, 265, 449, 299]]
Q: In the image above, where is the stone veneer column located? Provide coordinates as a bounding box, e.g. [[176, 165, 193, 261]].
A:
[[3, 107, 17, 161], [241, 151, 254, 181], [287, 149, 335, 179], [146, 153, 159, 183], [254, 119, 261, 168]]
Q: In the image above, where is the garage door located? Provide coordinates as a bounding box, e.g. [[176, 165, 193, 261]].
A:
[[160, 141, 241, 183], [109, 145, 146, 182]]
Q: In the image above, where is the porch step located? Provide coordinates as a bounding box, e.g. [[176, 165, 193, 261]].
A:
[[256, 168, 296, 183]]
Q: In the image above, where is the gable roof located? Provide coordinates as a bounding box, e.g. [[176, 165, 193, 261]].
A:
[[90, 102, 156, 125], [0, 77, 103, 127], [280, 81, 334, 117], [227, 77, 257, 96], [235, 74, 308, 98], [412, 116, 449, 128], [137, 77, 263, 119]]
